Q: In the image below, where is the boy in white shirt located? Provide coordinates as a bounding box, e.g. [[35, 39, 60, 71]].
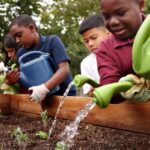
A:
[[79, 14, 110, 95]]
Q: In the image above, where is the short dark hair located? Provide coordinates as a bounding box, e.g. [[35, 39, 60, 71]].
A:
[[79, 14, 105, 34], [9, 14, 38, 31], [4, 34, 19, 52]]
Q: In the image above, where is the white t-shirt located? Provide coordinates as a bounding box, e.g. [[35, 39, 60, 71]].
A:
[[80, 53, 100, 94]]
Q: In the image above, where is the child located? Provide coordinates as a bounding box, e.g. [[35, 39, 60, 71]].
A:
[[79, 14, 110, 95], [9, 14, 76, 101], [0, 34, 20, 94], [96, 0, 145, 102], [3, 34, 20, 86], [3, 33, 19, 63]]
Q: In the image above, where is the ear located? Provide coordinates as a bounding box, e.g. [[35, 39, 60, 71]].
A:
[[139, 0, 145, 13], [28, 24, 36, 32]]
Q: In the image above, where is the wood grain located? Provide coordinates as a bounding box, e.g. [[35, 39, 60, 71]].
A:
[[0, 94, 150, 134]]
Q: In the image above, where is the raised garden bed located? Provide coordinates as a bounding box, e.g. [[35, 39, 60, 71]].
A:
[[0, 94, 150, 149]]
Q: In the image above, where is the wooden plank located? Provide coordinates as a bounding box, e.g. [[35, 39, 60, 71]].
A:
[[0, 94, 11, 114], [84, 102, 150, 134], [0, 94, 150, 134], [9, 94, 42, 115], [44, 96, 150, 134], [12, 111, 40, 118]]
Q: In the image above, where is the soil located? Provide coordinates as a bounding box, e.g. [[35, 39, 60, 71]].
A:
[[0, 113, 150, 150]]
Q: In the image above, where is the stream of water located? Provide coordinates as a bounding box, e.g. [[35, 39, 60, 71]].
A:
[[56, 100, 96, 149], [48, 81, 75, 139]]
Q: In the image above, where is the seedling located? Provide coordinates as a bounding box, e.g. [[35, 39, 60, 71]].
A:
[[54, 142, 69, 150], [35, 131, 48, 139], [40, 110, 49, 127], [11, 127, 28, 147]]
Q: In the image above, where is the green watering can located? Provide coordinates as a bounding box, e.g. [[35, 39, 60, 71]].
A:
[[73, 74, 100, 88], [73, 74, 133, 108], [132, 15, 150, 79]]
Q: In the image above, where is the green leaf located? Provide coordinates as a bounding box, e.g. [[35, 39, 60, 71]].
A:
[[35, 131, 48, 139]]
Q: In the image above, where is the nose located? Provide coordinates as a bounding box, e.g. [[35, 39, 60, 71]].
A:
[[8, 52, 12, 58], [109, 16, 120, 26], [88, 40, 94, 48], [16, 37, 20, 44]]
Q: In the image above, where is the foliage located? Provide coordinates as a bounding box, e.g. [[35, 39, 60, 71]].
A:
[[0, 0, 150, 76], [40, 110, 49, 127], [35, 131, 48, 139], [0, 61, 19, 94], [54, 141, 69, 150], [11, 127, 28, 146], [145, 0, 150, 14], [40, 0, 99, 76]]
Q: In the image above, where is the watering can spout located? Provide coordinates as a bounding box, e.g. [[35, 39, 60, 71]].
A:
[[93, 82, 133, 108], [73, 74, 99, 88]]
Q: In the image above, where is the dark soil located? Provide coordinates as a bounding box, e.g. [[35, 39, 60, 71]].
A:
[[0, 113, 150, 150]]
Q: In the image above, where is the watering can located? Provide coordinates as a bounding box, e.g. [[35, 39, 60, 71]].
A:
[[92, 82, 133, 108], [132, 15, 150, 79], [73, 74, 133, 108], [19, 51, 59, 95], [73, 74, 100, 88]]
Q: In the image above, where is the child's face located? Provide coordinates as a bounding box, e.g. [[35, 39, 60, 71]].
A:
[[100, 0, 144, 40], [5, 48, 16, 61], [82, 27, 110, 53], [10, 24, 38, 49]]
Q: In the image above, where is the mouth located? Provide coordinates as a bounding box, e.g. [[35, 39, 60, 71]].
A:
[[112, 28, 126, 37], [91, 48, 97, 52], [18, 43, 25, 48]]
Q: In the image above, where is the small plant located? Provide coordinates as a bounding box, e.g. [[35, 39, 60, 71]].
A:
[[54, 142, 69, 150], [11, 127, 28, 147], [0, 61, 19, 94], [35, 131, 48, 139], [40, 110, 49, 127]]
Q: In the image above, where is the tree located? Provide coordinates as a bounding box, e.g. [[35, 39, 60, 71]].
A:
[[40, 0, 99, 75], [145, 0, 150, 13], [0, 0, 150, 76], [0, 0, 42, 41]]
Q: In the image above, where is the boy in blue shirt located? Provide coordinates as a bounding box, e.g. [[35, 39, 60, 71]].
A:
[[8, 14, 76, 101]]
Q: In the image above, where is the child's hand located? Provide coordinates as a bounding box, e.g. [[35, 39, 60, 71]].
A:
[[119, 74, 142, 85], [6, 69, 20, 85], [119, 74, 150, 102], [29, 84, 49, 102], [87, 87, 94, 97]]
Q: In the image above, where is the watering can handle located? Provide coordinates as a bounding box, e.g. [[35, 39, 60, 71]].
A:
[[132, 15, 150, 79], [18, 51, 49, 65]]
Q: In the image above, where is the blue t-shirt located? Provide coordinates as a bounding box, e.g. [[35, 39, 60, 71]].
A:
[[17, 35, 76, 96]]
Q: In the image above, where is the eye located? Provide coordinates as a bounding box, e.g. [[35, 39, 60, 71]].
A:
[[15, 32, 22, 38], [91, 36, 97, 40], [116, 9, 126, 16], [102, 14, 110, 21], [118, 11, 125, 16], [84, 39, 89, 44]]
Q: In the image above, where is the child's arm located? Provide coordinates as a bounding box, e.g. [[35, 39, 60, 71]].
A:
[[45, 61, 69, 89], [95, 37, 133, 103], [29, 35, 71, 102], [29, 61, 69, 102]]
